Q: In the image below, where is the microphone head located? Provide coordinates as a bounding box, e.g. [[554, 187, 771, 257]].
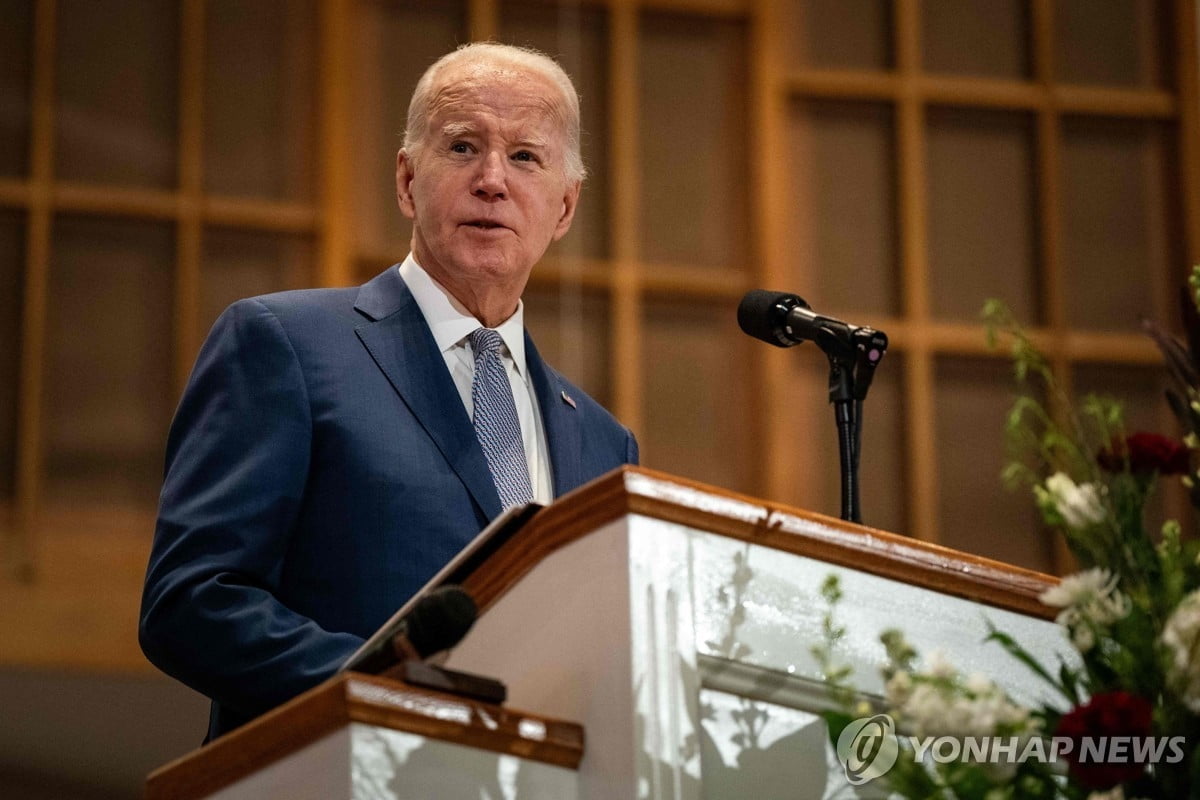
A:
[[405, 585, 478, 659], [737, 290, 810, 347]]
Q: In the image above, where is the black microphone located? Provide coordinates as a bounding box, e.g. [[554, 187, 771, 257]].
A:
[[738, 289, 888, 400], [737, 290, 855, 348], [354, 585, 477, 674]]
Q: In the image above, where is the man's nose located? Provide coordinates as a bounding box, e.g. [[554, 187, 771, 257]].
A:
[[472, 151, 507, 199]]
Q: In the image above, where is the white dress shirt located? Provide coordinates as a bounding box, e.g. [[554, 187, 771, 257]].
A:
[[398, 254, 553, 504]]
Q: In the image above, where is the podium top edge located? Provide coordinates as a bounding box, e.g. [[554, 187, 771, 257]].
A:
[[145, 673, 584, 800], [463, 466, 1058, 621]]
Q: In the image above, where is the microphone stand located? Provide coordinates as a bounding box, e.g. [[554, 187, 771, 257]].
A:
[[818, 328, 887, 524], [827, 359, 859, 522]]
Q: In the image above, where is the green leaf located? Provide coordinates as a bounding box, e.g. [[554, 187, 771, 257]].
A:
[[985, 625, 1072, 701], [1057, 658, 1081, 706], [819, 709, 854, 748]]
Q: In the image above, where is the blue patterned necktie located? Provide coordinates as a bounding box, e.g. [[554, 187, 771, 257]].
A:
[[468, 327, 535, 508]]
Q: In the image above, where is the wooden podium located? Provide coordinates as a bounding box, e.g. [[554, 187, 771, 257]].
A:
[[147, 466, 1065, 799]]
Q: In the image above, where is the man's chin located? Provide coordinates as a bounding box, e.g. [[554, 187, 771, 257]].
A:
[[448, 250, 532, 284]]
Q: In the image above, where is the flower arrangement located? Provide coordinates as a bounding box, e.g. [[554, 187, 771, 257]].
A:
[[818, 269, 1200, 799]]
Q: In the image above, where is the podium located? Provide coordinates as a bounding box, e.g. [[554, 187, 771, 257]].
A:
[[147, 466, 1066, 799]]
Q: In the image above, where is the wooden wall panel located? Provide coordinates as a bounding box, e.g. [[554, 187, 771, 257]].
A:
[[200, 229, 313, 339], [0, 0, 33, 178], [934, 356, 1053, 573], [926, 107, 1038, 323], [785, 99, 899, 315], [922, 0, 1030, 78], [204, 0, 318, 201], [43, 216, 173, 507], [0, 213, 24, 501], [779, 0, 892, 71], [1055, 0, 1169, 88], [637, 12, 749, 270], [54, 0, 179, 188], [1060, 117, 1174, 331], [641, 297, 758, 495]]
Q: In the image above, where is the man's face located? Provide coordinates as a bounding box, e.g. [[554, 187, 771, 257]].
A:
[[396, 64, 580, 312]]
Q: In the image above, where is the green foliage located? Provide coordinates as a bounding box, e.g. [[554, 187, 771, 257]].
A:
[[812, 287, 1200, 800], [984, 624, 1072, 702], [982, 300, 1177, 596], [811, 574, 856, 709]]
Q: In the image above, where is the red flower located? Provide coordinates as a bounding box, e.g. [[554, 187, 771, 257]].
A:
[[1097, 432, 1190, 475], [1054, 691, 1153, 789]]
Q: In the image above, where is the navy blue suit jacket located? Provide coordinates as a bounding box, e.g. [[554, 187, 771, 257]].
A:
[[139, 266, 638, 740]]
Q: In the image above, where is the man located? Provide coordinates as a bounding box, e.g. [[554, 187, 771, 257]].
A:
[[139, 43, 638, 741]]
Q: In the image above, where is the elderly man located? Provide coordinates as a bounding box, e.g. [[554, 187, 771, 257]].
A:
[[139, 43, 638, 741]]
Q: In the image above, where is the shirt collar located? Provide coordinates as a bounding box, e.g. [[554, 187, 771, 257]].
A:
[[398, 254, 528, 376]]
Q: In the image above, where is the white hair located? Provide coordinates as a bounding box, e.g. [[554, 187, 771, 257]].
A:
[[403, 42, 586, 183]]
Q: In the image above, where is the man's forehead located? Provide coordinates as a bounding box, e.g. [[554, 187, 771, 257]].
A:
[[437, 118, 551, 148], [425, 63, 565, 126]]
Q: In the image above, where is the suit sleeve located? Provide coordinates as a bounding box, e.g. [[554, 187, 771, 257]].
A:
[[139, 298, 363, 718], [625, 428, 640, 465]]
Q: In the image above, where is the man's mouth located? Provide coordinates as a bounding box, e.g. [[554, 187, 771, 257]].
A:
[[463, 220, 508, 230]]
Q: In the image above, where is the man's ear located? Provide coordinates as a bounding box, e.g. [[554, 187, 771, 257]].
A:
[[396, 149, 416, 220], [551, 179, 582, 241]]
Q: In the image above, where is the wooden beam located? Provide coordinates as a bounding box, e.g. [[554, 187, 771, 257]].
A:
[[608, 0, 644, 437], [786, 69, 900, 101], [1029, 0, 1067, 575], [0, 178, 29, 208], [1053, 85, 1176, 118], [1177, 0, 1200, 267], [894, 0, 939, 544], [53, 183, 179, 220], [317, 0, 353, 287], [203, 197, 318, 232], [469, 0, 498, 41], [786, 70, 1177, 118], [748, 0, 791, 503], [175, 0, 205, 393], [12, 0, 57, 579]]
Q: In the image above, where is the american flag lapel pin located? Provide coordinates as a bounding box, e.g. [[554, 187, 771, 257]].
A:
[[561, 390, 576, 409]]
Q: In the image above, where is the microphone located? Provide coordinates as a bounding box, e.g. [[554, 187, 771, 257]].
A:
[[355, 585, 478, 674], [737, 290, 861, 349], [737, 289, 888, 400]]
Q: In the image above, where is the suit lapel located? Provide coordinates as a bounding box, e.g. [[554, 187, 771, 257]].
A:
[[526, 332, 583, 496], [353, 268, 503, 520]]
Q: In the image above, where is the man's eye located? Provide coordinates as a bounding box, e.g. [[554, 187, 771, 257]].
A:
[[512, 150, 536, 163], [450, 142, 471, 154]]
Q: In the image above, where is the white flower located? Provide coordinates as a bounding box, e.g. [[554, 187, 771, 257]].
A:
[[889, 658, 1036, 782], [1040, 568, 1129, 619], [890, 655, 1034, 742], [964, 672, 993, 695], [1070, 624, 1096, 652], [1162, 589, 1200, 713], [885, 670, 913, 706], [1039, 472, 1106, 529], [925, 649, 956, 680], [1039, 568, 1130, 653]]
